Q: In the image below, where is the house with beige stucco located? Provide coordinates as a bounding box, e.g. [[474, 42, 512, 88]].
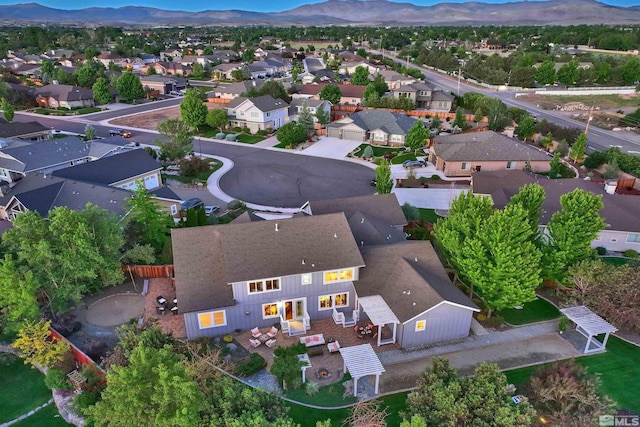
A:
[[430, 131, 551, 177]]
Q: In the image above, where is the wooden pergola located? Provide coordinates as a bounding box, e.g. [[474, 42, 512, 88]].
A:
[[339, 344, 385, 396], [560, 306, 617, 354], [357, 295, 399, 346]]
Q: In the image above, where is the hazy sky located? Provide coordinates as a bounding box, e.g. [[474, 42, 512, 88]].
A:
[[1, 0, 638, 13]]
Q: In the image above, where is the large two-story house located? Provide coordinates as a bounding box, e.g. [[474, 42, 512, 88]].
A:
[[392, 83, 454, 111], [226, 95, 290, 133], [172, 194, 479, 348]]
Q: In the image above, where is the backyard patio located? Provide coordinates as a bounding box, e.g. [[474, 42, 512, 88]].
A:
[[143, 278, 186, 338]]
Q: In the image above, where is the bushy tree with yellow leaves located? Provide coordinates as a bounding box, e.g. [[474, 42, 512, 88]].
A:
[[12, 320, 70, 367]]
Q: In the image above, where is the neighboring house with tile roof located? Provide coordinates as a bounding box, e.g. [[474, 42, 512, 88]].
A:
[[472, 169, 640, 252], [172, 194, 477, 348], [211, 63, 244, 81], [143, 61, 191, 76], [33, 84, 94, 109], [210, 79, 262, 100], [0, 119, 50, 141], [225, 95, 290, 132], [139, 75, 188, 94], [326, 110, 419, 146], [375, 69, 416, 90], [430, 130, 552, 177]]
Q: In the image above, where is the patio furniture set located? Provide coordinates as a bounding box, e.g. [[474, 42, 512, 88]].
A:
[[354, 323, 377, 340], [299, 333, 341, 356], [249, 326, 278, 348], [156, 295, 179, 316]]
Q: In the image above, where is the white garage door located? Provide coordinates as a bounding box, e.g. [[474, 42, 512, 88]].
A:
[[343, 129, 365, 142]]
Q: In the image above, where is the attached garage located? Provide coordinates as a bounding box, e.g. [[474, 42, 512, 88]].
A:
[[327, 125, 365, 142]]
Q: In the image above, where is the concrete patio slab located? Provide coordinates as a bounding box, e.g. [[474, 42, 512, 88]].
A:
[[85, 294, 145, 327]]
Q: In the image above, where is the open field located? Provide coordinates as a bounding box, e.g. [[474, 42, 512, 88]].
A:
[[110, 103, 224, 131], [518, 93, 640, 111]]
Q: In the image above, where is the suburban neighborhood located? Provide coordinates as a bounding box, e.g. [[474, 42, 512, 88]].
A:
[[0, 14, 639, 427]]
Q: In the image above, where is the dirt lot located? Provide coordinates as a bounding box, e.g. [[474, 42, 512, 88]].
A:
[[110, 102, 224, 131]]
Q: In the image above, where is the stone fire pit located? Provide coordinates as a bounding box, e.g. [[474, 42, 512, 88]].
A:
[[316, 367, 332, 380]]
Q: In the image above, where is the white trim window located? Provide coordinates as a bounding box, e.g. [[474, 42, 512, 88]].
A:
[[198, 310, 226, 329], [318, 293, 349, 311], [301, 274, 312, 285], [415, 320, 426, 332], [461, 162, 469, 170], [248, 278, 281, 294], [506, 161, 517, 169], [170, 204, 178, 215], [626, 233, 640, 243], [323, 269, 354, 284], [262, 303, 279, 319]]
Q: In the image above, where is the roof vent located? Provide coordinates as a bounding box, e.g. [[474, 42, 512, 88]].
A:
[[360, 241, 364, 247], [361, 217, 365, 223], [275, 223, 279, 231], [334, 233, 337, 238], [414, 257, 418, 262], [302, 259, 305, 265]]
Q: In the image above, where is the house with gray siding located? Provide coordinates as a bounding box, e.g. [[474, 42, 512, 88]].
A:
[[472, 170, 640, 253], [172, 194, 479, 348]]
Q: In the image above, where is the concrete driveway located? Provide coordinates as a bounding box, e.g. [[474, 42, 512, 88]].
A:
[[297, 136, 363, 160]]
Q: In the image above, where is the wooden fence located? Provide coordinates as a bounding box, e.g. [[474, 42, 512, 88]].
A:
[[50, 328, 105, 373], [121, 265, 174, 278], [330, 105, 476, 121]]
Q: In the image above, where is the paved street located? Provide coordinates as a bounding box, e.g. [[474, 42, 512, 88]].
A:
[[14, 113, 376, 208]]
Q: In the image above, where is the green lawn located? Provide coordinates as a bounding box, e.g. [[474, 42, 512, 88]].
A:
[[0, 353, 52, 423], [538, 94, 640, 109], [601, 256, 630, 267], [505, 336, 640, 412], [284, 375, 357, 407], [391, 153, 417, 164], [33, 107, 102, 116], [417, 208, 442, 224], [499, 298, 560, 325], [274, 140, 292, 149], [236, 134, 266, 144], [12, 404, 70, 427]]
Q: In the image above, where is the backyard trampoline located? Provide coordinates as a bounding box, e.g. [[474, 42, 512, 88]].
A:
[[85, 293, 145, 327]]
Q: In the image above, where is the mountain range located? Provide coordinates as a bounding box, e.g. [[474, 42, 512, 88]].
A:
[[1, 0, 640, 26]]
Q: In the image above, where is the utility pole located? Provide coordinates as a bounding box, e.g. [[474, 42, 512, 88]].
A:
[[584, 106, 594, 135], [457, 68, 461, 96]]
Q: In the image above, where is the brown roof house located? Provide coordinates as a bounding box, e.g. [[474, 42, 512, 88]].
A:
[[34, 84, 94, 109], [171, 194, 478, 348], [430, 130, 551, 177], [294, 83, 365, 106], [391, 82, 454, 111], [472, 169, 640, 253]]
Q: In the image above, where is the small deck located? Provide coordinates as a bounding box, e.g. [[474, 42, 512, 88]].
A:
[[142, 278, 186, 338]]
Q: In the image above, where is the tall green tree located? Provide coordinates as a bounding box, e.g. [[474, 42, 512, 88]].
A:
[[375, 159, 393, 194], [435, 192, 493, 296], [297, 101, 315, 136], [87, 344, 204, 427], [535, 60, 557, 85], [461, 204, 543, 316], [125, 183, 173, 254], [156, 118, 194, 161], [315, 107, 330, 127], [256, 80, 290, 102], [116, 72, 144, 102], [543, 189, 605, 282], [363, 83, 378, 105], [191, 62, 204, 79], [242, 49, 255, 63], [507, 183, 546, 236], [0, 255, 39, 333], [515, 116, 536, 141], [319, 83, 342, 105], [452, 107, 471, 131], [92, 77, 112, 105], [350, 66, 370, 86], [620, 57, 640, 85], [1, 98, 14, 123], [404, 120, 430, 154], [84, 124, 95, 141], [371, 73, 389, 96], [549, 152, 563, 178], [180, 89, 208, 130], [570, 133, 588, 163], [205, 108, 229, 130], [557, 61, 579, 86]]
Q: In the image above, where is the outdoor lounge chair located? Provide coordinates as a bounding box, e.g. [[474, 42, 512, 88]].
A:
[[265, 339, 277, 348], [266, 326, 278, 339], [249, 338, 262, 348], [251, 327, 263, 339]]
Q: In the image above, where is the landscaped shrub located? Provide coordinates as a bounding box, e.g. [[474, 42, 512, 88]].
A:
[[235, 352, 266, 376], [44, 368, 73, 391], [227, 199, 246, 210], [232, 126, 242, 132], [225, 134, 237, 141], [257, 129, 267, 136], [241, 127, 250, 134], [583, 151, 607, 169], [476, 313, 487, 322], [265, 127, 274, 134], [179, 156, 210, 178], [305, 381, 320, 396], [596, 247, 607, 256], [624, 249, 639, 259], [223, 335, 233, 343], [215, 132, 226, 139]]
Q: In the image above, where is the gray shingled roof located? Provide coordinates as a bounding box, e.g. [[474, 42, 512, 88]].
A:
[[0, 137, 91, 173], [172, 213, 365, 313], [0, 119, 49, 139], [34, 84, 93, 101], [357, 241, 479, 323], [331, 110, 418, 135], [347, 212, 406, 247], [392, 82, 433, 92], [309, 194, 407, 227], [52, 149, 161, 186], [433, 131, 551, 162], [473, 169, 640, 233], [249, 95, 288, 112]]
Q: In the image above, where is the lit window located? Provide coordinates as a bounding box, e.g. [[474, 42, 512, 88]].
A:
[[198, 310, 226, 329], [339, 269, 353, 281], [249, 281, 263, 293], [263, 303, 279, 318], [302, 274, 312, 285], [334, 293, 348, 307], [248, 278, 280, 294], [415, 320, 426, 332], [324, 269, 354, 284], [319, 295, 333, 310], [324, 271, 339, 283]]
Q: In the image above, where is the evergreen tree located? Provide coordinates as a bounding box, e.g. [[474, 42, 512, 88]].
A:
[[1, 98, 15, 123], [404, 120, 430, 154], [350, 66, 370, 86], [297, 101, 315, 136], [375, 160, 393, 194], [452, 107, 471, 131]]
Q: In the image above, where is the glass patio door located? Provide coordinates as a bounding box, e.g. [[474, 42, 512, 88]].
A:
[[283, 298, 305, 321]]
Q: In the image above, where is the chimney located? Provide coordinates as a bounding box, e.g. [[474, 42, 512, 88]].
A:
[[275, 223, 279, 231], [604, 180, 617, 195]]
